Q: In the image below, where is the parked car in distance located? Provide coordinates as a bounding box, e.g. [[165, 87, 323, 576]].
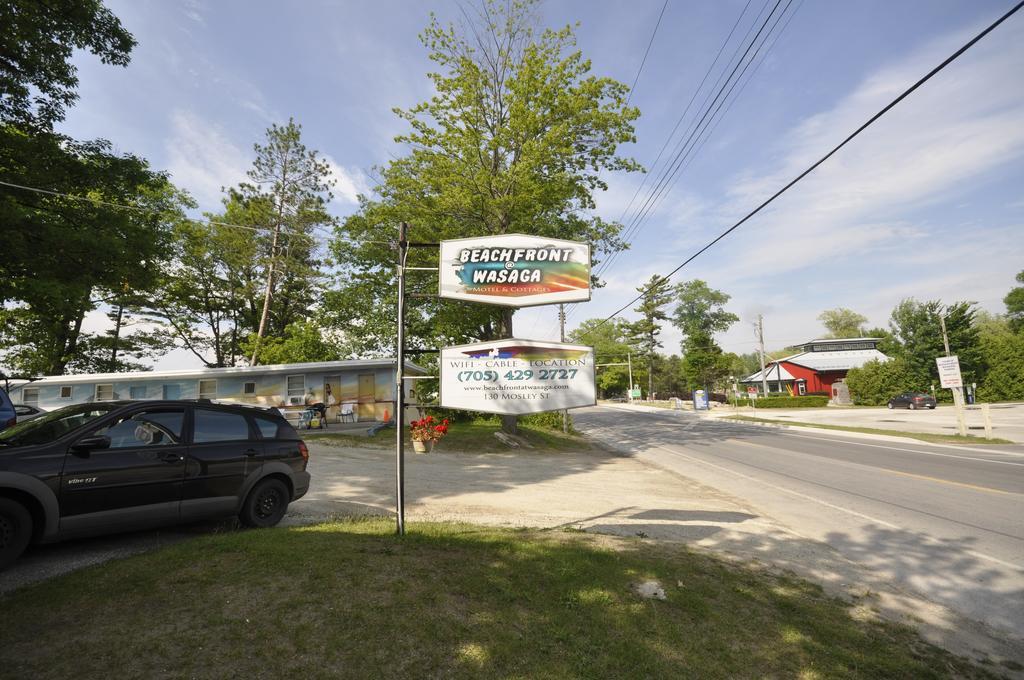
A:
[[0, 387, 16, 432], [887, 392, 937, 410], [13, 404, 46, 423], [0, 400, 311, 570]]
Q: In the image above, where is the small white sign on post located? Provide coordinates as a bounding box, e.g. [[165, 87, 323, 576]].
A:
[[440, 339, 595, 414], [935, 356, 963, 389], [438, 234, 591, 307]]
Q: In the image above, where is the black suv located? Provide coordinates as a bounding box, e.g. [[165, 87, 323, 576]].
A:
[[0, 400, 311, 569]]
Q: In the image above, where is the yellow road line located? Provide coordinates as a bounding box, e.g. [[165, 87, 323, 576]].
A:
[[724, 438, 1021, 497]]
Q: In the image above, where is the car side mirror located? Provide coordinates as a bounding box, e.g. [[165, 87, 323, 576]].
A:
[[72, 435, 111, 452]]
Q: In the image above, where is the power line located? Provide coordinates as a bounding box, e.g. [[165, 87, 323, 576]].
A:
[[555, 0, 781, 337], [625, 0, 669, 108], [0, 178, 390, 245], [581, 0, 1024, 338]]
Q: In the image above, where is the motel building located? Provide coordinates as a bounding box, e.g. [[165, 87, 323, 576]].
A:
[[740, 337, 888, 401], [6, 359, 425, 427]]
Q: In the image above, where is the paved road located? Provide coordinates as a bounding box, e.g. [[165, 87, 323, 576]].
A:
[[574, 404, 1024, 640]]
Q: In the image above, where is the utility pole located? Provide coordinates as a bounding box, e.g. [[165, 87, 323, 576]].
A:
[[559, 304, 568, 433], [394, 221, 408, 535], [627, 352, 634, 401], [939, 315, 968, 437], [756, 314, 768, 395]]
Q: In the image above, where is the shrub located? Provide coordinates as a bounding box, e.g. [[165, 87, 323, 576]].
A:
[[845, 358, 925, 406], [744, 396, 829, 408], [520, 411, 573, 430]]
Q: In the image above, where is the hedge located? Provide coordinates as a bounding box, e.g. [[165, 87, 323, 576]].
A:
[[741, 395, 829, 408]]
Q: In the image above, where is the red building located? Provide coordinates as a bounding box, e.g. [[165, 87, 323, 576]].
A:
[[740, 337, 888, 397]]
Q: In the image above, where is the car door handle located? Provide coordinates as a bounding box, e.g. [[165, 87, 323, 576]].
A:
[[159, 452, 184, 462], [245, 448, 259, 457]]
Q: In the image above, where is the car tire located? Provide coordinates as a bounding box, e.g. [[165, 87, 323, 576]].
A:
[[909, 402, 916, 410], [928, 405, 936, 409], [0, 498, 33, 571], [239, 478, 290, 528], [887, 402, 894, 409]]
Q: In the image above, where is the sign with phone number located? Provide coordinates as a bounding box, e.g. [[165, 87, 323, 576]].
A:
[[440, 339, 596, 414]]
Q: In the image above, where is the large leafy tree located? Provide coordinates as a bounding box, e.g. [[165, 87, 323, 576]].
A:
[[569, 318, 633, 397], [0, 131, 188, 374], [818, 308, 867, 338], [242, 119, 334, 365], [330, 0, 641, 431], [888, 298, 981, 388], [1005, 269, 1024, 333], [628, 275, 673, 400], [671, 280, 739, 392], [0, 0, 134, 130]]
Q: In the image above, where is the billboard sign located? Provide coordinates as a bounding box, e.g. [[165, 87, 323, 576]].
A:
[[935, 355, 963, 389], [438, 234, 591, 307], [440, 339, 596, 414]]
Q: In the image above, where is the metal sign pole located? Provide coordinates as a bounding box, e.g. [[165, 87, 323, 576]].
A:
[[395, 221, 408, 535]]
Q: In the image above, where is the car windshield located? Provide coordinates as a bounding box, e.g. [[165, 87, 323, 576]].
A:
[[0, 404, 119, 447]]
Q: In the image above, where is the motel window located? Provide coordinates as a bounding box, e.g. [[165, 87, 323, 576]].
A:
[[198, 379, 217, 400], [95, 384, 114, 401], [286, 375, 305, 399], [22, 387, 39, 406], [130, 385, 147, 400], [59, 385, 73, 399], [243, 381, 257, 395]]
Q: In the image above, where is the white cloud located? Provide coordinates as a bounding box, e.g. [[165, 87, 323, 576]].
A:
[[165, 109, 249, 212], [323, 156, 372, 205]]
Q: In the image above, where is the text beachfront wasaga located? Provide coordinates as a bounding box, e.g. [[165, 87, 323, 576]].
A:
[[438, 234, 591, 307], [439, 339, 597, 415]]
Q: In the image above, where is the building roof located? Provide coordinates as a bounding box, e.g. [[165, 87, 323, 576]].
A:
[[741, 364, 796, 383], [740, 348, 888, 382], [11, 358, 426, 386], [798, 337, 882, 345], [787, 349, 889, 372]]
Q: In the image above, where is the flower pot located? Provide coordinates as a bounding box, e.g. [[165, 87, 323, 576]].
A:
[[412, 439, 432, 454]]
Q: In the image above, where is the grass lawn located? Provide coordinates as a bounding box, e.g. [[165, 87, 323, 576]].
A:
[[725, 415, 1014, 445], [0, 519, 998, 679], [305, 421, 592, 452]]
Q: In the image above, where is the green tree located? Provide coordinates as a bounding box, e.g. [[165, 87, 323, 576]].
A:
[[845, 357, 924, 406], [818, 308, 867, 338], [628, 275, 673, 399], [146, 203, 261, 368], [242, 119, 334, 365], [241, 320, 341, 366], [0, 0, 135, 129], [1005, 269, 1024, 333], [569, 318, 633, 398], [975, 314, 1024, 402], [331, 0, 641, 432], [671, 280, 738, 392], [888, 298, 981, 389], [0, 132, 188, 375]]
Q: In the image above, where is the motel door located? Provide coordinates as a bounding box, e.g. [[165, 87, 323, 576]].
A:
[[357, 374, 376, 421]]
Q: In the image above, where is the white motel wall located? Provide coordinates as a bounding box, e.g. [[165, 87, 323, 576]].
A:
[[8, 359, 425, 424]]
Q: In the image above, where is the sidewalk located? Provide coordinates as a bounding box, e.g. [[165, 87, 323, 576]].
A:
[[700, 403, 1024, 444]]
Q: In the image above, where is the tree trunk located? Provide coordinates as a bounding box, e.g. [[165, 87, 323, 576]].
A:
[[250, 220, 281, 366]]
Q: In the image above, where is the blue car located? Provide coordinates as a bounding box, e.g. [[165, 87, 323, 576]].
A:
[[0, 386, 16, 431]]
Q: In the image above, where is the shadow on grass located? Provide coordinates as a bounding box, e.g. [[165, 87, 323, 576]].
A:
[[0, 519, 999, 680]]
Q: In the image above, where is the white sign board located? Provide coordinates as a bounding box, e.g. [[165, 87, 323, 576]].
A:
[[935, 355, 963, 389], [440, 339, 596, 414], [438, 234, 591, 307]]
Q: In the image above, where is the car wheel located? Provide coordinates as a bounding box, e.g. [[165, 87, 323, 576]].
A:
[[240, 478, 290, 528], [909, 402, 916, 410], [0, 498, 33, 571], [928, 405, 936, 409], [887, 402, 894, 409]]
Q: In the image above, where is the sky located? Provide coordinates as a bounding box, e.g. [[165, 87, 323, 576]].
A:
[[56, 0, 1024, 370]]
